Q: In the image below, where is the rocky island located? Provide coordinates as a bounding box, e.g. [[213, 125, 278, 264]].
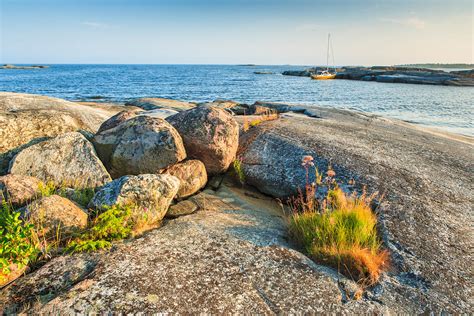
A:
[[283, 66, 474, 86], [0, 64, 49, 70], [0, 92, 472, 313]]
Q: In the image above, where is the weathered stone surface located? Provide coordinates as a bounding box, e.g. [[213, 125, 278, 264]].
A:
[[93, 116, 186, 178], [9, 132, 111, 189], [125, 97, 196, 111], [0, 181, 387, 314], [240, 132, 317, 198], [1, 104, 472, 314], [140, 108, 179, 119], [162, 159, 207, 198], [0, 174, 41, 207], [89, 174, 179, 221], [199, 99, 240, 110], [239, 109, 474, 313], [23, 195, 88, 238], [0, 92, 123, 174], [167, 106, 239, 174], [252, 101, 306, 114], [97, 109, 143, 133], [165, 199, 199, 218]]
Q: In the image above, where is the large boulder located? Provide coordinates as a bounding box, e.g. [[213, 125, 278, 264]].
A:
[[167, 106, 239, 174], [125, 97, 196, 111], [0, 92, 122, 174], [88, 174, 180, 221], [97, 109, 143, 133], [240, 132, 318, 198], [9, 132, 111, 189], [93, 116, 186, 178], [162, 160, 207, 198], [23, 195, 88, 239], [0, 174, 42, 207]]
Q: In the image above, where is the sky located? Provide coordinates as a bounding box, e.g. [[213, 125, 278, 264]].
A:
[[0, 0, 472, 65]]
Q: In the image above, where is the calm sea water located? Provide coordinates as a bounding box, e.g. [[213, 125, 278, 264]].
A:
[[1, 64, 473, 136]]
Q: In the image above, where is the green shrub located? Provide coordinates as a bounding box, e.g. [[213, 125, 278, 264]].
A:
[[0, 201, 39, 282], [66, 204, 133, 253]]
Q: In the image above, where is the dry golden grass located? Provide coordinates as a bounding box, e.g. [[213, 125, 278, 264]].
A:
[[287, 157, 389, 287]]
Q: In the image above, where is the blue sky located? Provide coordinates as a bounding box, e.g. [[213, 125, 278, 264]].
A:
[[0, 0, 472, 65]]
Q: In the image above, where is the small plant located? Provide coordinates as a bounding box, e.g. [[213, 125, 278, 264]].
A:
[[0, 200, 39, 283], [38, 181, 56, 197], [37, 182, 95, 207], [66, 204, 133, 253], [232, 157, 246, 185], [287, 156, 388, 287], [66, 204, 160, 253]]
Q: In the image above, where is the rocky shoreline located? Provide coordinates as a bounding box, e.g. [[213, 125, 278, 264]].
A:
[[282, 66, 474, 86], [0, 92, 473, 313]]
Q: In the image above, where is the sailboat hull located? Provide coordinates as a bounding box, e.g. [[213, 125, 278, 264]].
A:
[[311, 73, 336, 80]]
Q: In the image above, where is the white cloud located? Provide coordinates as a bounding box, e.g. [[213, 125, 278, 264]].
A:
[[82, 21, 109, 29], [379, 17, 426, 29]]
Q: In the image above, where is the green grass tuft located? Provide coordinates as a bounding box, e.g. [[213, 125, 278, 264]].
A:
[[232, 158, 246, 185], [289, 187, 388, 286]]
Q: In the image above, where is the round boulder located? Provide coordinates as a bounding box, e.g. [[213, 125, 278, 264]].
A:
[[97, 109, 142, 133], [23, 195, 88, 239], [162, 159, 207, 198], [88, 174, 180, 221], [0, 174, 41, 207], [93, 116, 186, 178], [167, 106, 239, 175], [9, 132, 112, 189]]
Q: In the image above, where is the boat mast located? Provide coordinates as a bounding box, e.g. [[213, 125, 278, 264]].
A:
[[326, 33, 330, 72]]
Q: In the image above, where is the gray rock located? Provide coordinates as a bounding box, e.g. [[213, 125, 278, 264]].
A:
[[0, 174, 42, 207], [0, 92, 122, 174], [162, 159, 207, 198], [167, 106, 239, 175], [165, 199, 199, 218], [229, 104, 251, 115], [240, 132, 319, 198], [23, 195, 88, 239], [93, 116, 186, 178], [97, 109, 143, 133], [238, 108, 474, 313], [252, 101, 306, 114], [9, 132, 111, 189], [140, 108, 179, 119], [125, 97, 196, 111], [88, 174, 180, 221], [198, 99, 240, 110]]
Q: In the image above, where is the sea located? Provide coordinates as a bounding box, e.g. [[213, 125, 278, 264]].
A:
[[1, 64, 473, 136]]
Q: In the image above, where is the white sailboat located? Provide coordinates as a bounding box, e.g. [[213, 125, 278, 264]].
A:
[[311, 33, 337, 80]]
